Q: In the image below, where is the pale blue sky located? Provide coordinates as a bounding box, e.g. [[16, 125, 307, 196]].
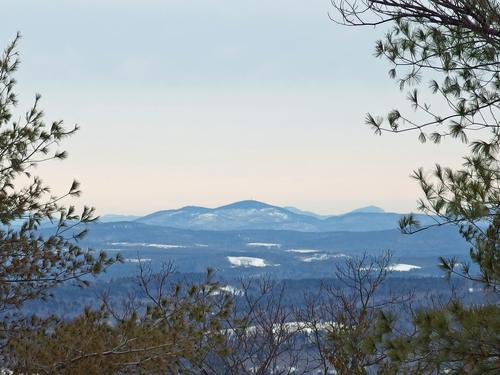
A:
[[2, 0, 467, 215]]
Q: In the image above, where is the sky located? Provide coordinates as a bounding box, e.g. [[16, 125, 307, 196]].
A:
[[1, 0, 469, 215]]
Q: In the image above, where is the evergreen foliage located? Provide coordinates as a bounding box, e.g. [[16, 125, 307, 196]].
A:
[[332, 0, 500, 372], [5, 265, 232, 374], [0, 33, 120, 363]]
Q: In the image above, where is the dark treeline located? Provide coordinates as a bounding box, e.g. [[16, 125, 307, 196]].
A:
[[22, 272, 489, 319]]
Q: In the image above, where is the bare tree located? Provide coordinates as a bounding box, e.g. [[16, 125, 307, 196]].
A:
[[298, 252, 414, 375], [207, 278, 309, 375]]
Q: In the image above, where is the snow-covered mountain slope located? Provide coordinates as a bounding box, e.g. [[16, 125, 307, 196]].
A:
[[135, 200, 435, 232], [137, 200, 320, 231]]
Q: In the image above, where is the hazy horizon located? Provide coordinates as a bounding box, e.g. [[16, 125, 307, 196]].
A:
[[3, 1, 469, 216]]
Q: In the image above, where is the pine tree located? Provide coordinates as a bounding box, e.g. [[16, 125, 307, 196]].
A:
[[331, 0, 500, 372], [0, 34, 119, 365]]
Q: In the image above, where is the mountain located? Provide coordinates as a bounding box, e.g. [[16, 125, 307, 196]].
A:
[[137, 200, 320, 231], [323, 212, 405, 232], [217, 200, 274, 210], [135, 200, 435, 232], [348, 205, 385, 214], [283, 206, 330, 219], [99, 214, 140, 222]]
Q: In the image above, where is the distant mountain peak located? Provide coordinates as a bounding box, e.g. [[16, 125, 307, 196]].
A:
[[283, 206, 329, 219], [178, 205, 208, 211], [348, 206, 385, 214], [216, 200, 276, 210], [99, 214, 141, 223]]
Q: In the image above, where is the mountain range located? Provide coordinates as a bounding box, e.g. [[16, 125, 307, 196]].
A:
[[101, 200, 435, 232], [67, 201, 468, 281]]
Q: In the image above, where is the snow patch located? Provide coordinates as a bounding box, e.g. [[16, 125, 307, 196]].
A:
[[387, 263, 422, 272], [265, 209, 289, 220], [300, 254, 331, 263], [227, 256, 268, 267], [224, 321, 339, 337], [246, 242, 281, 248], [286, 249, 319, 254], [197, 213, 217, 221], [124, 258, 152, 263], [111, 242, 186, 249], [214, 285, 243, 296]]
